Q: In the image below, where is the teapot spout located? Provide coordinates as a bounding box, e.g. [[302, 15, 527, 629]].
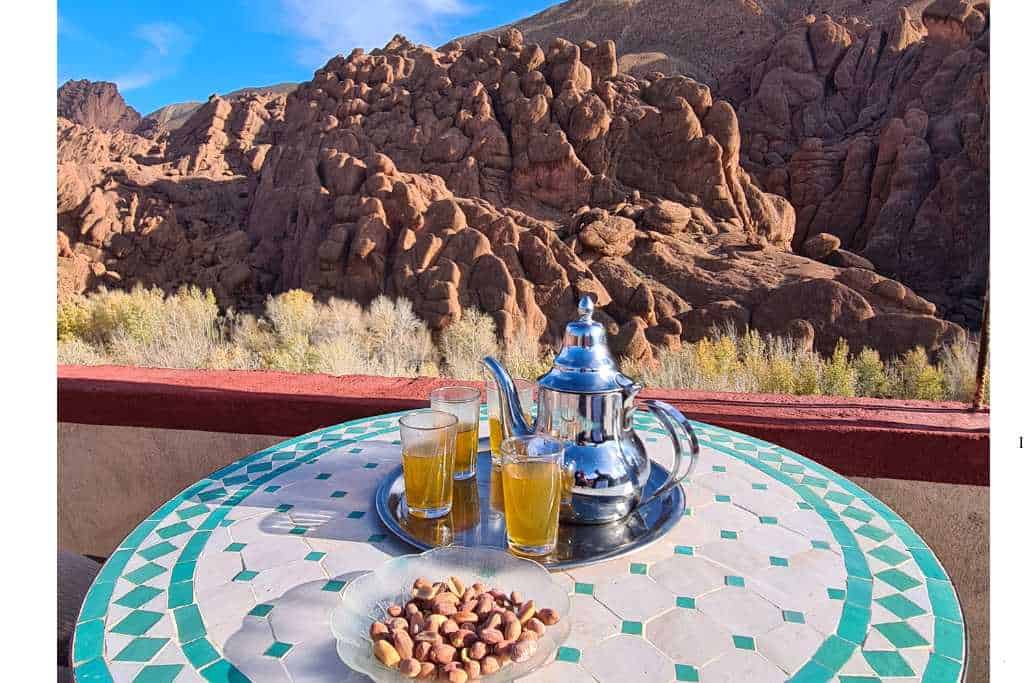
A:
[[482, 356, 533, 440]]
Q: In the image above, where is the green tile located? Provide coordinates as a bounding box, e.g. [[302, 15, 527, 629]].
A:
[[836, 604, 871, 643], [863, 650, 914, 677], [249, 604, 274, 618], [196, 488, 227, 502], [910, 547, 949, 581], [732, 635, 755, 650], [780, 463, 803, 474], [315, 473, 331, 480], [674, 545, 694, 556], [264, 485, 281, 492], [629, 563, 648, 575], [838, 677, 882, 683], [134, 664, 185, 683], [177, 504, 210, 520], [802, 475, 828, 488], [115, 585, 163, 609], [876, 568, 922, 592], [199, 659, 248, 683], [621, 620, 643, 635], [797, 501, 813, 510], [233, 570, 258, 582], [843, 548, 872, 579], [111, 610, 163, 636], [752, 483, 768, 491], [934, 617, 964, 661], [574, 582, 594, 595], [124, 563, 167, 585], [75, 658, 113, 681], [167, 581, 194, 609], [876, 593, 926, 619], [927, 579, 963, 623], [769, 556, 788, 567], [714, 495, 730, 503], [841, 506, 874, 523], [222, 475, 249, 486], [181, 638, 219, 669], [305, 551, 326, 561], [330, 490, 348, 498], [170, 561, 196, 585], [810, 540, 830, 550], [875, 621, 928, 649], [78, 579, 115, 621], [289, 527, 308, 535], [712, 465, 727, 472], [363, 462, 378, 469], [725, 575, 744, 587], [264, 641, 293, 658], [676, 596, 696, 609], [759, 516, 778, 525], [675, 663, 700, 681], [868, 545, 910, 566], [113, 637, 169, 662], [827, 587, 846, 601], [824, 491, 855, 505], [323, 580, 346, 592], [138, 542, 178, 561], [224, 542, 246, 552], [845, 578, 872, 609], [275, 504, 293, 513], [720, 530, 738, 540], [782, 610, 804, 624], [347, 511, 366, 519], [556, 647, 581, 664], [246, 462, 272, 473], [855, 523, 893, 543], [156, 521, 193, 540], [922, 653, 961, 683], [789, 661, 834, 683], [175, 604, 207, 644], [812, 635, 856, 671], [72, 619, 104, 664], [367, 533, 386, 542]]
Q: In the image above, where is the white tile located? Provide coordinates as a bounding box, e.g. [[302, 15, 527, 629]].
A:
[[740, 524, 814, 559], [520, 659, 597, 682], [646, 607, 734, 666], [194, 549, 243, 596], [661, 516, 726, 548], [566, 558, 632, 585], [320, 541, 392, 578], [786, 549, 846, 586], [250, 560, 330, 603], [219, 617, 276, 665], [196, 580, 257, 629], [650, 555, 729, 597], [837, 648, 877, 676], [805, 599, 843, 636], [748, 565, 830, 613], [693, 501, 760, 533], [562, 595, 621, 650], [581, 634, 675, 683], [241, 536, 311, 571], [757, 622, 823, 674], [700, 650, 786, 683], [698, 586, 784, 635], [699, 540, 771, 576], [593, 574, 675, 622], [282, 637, 365, 683], [233, 649, 295, 683]]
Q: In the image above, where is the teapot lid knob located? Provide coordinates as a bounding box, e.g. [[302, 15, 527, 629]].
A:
[[578, 296, 595, 321]]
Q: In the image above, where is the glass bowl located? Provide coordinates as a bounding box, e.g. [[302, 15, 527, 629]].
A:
[[330, 546, 572, 682]]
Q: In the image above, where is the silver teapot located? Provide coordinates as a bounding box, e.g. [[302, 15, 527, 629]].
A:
[[483, 296, 699, 524]]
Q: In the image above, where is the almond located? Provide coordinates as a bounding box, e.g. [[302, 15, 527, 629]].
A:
[[431, 643, 456, 665], [517, 600, 536, 624], [417, 662, 436, 679], [465, 659, 482, 680], [447, 669, 468, 683], [525, 617, 546, 636], [481, 656, 500, 675], [537, 607, 559, 625], [373, 639, 401, 668], [503, 618, 522, 642], [445, 576, 465, 597], [393, 628, 414, 659], [414, 641, 431, 661], [469, 641, 488, 660], [369, 621, 389, 640], [398, 658, 421, 678], [478, 628, 502, 645]]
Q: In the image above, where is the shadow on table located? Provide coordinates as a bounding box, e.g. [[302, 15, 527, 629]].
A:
[[222, 570, 373, 682]]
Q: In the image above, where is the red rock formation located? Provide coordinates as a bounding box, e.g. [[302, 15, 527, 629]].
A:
[[724, 0, 989, 327], [57, 80, 141, 133], [57, 30, 963, 361]]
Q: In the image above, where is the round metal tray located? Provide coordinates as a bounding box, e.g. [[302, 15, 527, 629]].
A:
[[374, 441, 686, 570]]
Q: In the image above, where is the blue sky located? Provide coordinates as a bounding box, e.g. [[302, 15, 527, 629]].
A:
[[58, 1, 555, 115]]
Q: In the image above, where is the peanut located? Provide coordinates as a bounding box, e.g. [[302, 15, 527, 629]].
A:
[[370, 621, 389, 640], [447, 669, 468, 683], [517, 600, 536, 624], [481, 656, 500, 675], [503, 618, 522, 642], [417, 662, 436, 679], [399, 658, 421, 678], [414, 641, 431, 661], [465, 659, 482, 680], [525, 617, 546, 636], [478, 628, 502, 645], [469, 641, 488, 660], [374, 639, 401, 668], [431, 643, 456, 665], [537, 608, 560, 625]]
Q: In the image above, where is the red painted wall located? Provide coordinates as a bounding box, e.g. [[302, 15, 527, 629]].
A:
[[57, 365, 989, 485]]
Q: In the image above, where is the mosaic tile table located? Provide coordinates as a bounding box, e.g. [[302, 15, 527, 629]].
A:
[[73, 409, 966, 683]]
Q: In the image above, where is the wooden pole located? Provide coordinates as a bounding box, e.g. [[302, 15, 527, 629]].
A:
[[972, 283, 989, 409]]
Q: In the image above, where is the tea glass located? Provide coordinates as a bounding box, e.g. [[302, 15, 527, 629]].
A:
[[430, 386, 482, 480], [500, 434, 564, 557], [399, 410, 458, 519], [486, 378, 535, 511]]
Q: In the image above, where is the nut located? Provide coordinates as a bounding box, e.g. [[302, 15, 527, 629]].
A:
[[512, 639, 537, 663], [388, 604, 404, 618], [475, 594, 494, 615], [465, 659, 482, 680], [413, 577, 432, 590], [478, 628, 502, 645], [510, 591, 524, 606], [393, 629, 414, 659], [417, 662, 436, 679], [525, 617, 546, 636], [447, 669, 468, 683], [414, 631, 442, 645], [431, 643, 456, 665], [469, 641, 488, 660], [451, 629, 476, 648], [414, 641, 432, 661], [414, 584, 439, 600], [446, 576, 465, 597], [503, 618, 522, 642], [517, 600, 536, 624], [427, 614, 448, 631], [537, 608, 559, 625], [460, 598, 478, 613], [501, 610, 518, 627], [482, 613, 502, 631], [519, 629, 537, 642], [409, 612, 425, 635], [481, 656, 500, 675], [399, 658, 421, 678], [405, 602, 421, 617], [370, 621, 390, 641], [389, 617, 409, 631], [374, 639, 401, 668], [435, 601, 457, 617]]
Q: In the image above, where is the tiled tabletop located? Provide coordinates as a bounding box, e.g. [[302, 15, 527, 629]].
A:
[[73, 408, 966, 683]]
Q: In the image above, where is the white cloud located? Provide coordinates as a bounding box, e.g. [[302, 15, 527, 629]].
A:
[[276, 0, 471, 67], [110, 21, 192, 92]]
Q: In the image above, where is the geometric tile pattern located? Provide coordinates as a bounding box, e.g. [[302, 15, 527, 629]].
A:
[[73, 408, 965, 682]]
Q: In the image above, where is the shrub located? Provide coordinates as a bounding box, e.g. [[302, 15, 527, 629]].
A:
[[938, 337, 979, 403], [820, 339, 856, 397], [498, 326, 553, 381], [853, 348, 891, 398], [439, 307, 498, 379], [895, 347, 946, 401]]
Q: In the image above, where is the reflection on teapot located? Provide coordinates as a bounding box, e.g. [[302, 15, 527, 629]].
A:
[[484, 296, 700, 525]]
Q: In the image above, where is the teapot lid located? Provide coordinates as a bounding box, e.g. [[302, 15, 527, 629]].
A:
[[538, 296, 636, 394]]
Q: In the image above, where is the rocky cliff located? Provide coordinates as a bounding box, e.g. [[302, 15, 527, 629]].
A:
[[57, 24, 965, 362], [57, 79, 142, 133]]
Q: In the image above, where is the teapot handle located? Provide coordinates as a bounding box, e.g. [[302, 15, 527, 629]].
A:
[[641, 400, 700, 503]]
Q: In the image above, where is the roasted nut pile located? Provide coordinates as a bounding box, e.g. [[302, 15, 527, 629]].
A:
[[370, 575, 561, 681]]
